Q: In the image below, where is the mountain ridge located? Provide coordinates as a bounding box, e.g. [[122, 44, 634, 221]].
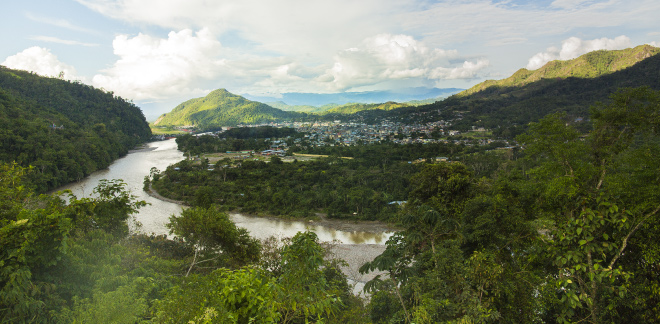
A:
[[459, 44, 660, 97]]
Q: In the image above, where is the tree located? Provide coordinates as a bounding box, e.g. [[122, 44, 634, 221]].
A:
[[167, 206, 261, 273], [516, 87, 660, 323], [277, 231, 343, 323], [0, 163, 72, 322], [153, 267, 280, 323]]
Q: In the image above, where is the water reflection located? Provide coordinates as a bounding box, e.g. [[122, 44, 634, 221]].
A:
[[230, 213, 393, 244], [55, 139, 393, 244]]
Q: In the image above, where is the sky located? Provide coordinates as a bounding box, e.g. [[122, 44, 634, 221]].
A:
[[1, 0, 659, 120]]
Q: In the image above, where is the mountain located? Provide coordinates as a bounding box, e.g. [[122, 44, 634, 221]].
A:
[[243, 87, 462, 107], [267, 97, 440, 114], [397, 45, 660, 136], [320, 101, 410, 115], [459, 45, 660, 97], [266, 101, 334, 113], [154, 89, 302, 127], [0, 66, 151, 191]]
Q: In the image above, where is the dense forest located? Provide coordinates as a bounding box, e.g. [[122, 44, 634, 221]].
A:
[[149, 155, 416, 220], [0, 67, 151, 191], [172, 125, 306, 157], [154, 135, 510, 221]]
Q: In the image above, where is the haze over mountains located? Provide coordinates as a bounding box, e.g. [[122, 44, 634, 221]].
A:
[[243, 88, 463, 107]]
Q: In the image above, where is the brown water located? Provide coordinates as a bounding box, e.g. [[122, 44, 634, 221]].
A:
[[57, 139, 393, 244]]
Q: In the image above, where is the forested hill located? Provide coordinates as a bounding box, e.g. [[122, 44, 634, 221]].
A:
[[374, 45, 660, 136], [154, 88, 304, 127], [0, 66, 151, 192], [459, 44, 660, 96]]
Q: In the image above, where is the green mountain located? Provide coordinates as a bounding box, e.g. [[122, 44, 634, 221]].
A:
[[155, 89, 302, 127], [0, 66, 151, 191], [320, 101, 410, 115], [271, 101, 408, 115], [366, 45, 660, 136], [459, 45, 660, 96], [265, 101, 332, 113]]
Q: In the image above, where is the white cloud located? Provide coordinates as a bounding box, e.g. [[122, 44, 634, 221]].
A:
[[550, 0, 596, 10], [71, 0, 660, 98], [649, 42, 659, 48], [75, 0, 399, 61], [29, 36, 99, 47], [526, 36, 631, 70], [90, 30, 489, 99], [318, 34, 488, 91], [430, 60, 491, 80], [92, 28, 225, 100], [2, 46, 79, 80]]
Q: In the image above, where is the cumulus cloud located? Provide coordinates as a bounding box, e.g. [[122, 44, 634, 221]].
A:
[[318, 34, 489, 91], [92, 28, 225, 100], [75, 0, 395, 61], [89, 30, 489, 98], [2, 46, 79, 80], [526, 36, 631, 70]]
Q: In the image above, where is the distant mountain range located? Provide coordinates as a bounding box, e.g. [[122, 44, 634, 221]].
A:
[[155, 45, 660, 130], [154, 88, 461, 127], [243, 88, 463, 107]]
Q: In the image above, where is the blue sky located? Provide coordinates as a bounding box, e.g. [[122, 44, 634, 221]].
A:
[[2, 0, 659, 119]]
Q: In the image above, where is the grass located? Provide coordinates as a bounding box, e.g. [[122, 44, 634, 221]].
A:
[[150, 126, 189, 135]]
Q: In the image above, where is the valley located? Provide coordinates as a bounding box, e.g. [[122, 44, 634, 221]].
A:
[[2, 45, 660, 323]]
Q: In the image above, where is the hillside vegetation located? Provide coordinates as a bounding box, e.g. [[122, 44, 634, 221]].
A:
[[459, 45, 660, 96], [0, 66, 151, 191], [154, 89, 304, 127], [365, 45, 660, 136]]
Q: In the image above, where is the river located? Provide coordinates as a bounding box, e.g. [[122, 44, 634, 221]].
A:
[[57, 139, 394, 245]]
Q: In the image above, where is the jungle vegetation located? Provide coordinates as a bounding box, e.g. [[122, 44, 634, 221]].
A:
[[0, 66, 151, 192]]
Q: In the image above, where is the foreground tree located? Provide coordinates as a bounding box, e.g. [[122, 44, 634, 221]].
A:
[[0, 163, 150, 322], [517, 87, 660, 323], [167, 206, 261, 272]]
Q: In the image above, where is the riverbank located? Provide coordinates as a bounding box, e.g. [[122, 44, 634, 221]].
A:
[[147, 184, 399, 234], [326, 243, 386, 284], [146, 183, 188, 206], [128, 143, 159, 153]]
